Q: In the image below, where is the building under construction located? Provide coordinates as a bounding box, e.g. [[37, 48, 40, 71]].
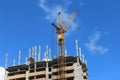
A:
[[5, 11, 88, 80], [5, 45, 88, 80]]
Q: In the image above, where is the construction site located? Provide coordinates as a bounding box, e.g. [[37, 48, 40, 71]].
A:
[[5, 11, 88, 80]]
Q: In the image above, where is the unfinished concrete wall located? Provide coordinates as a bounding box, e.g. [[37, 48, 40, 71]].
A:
[[73, 63, 83, 80]]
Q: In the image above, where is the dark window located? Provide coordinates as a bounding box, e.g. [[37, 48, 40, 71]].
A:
[[49, 74, 51, 78], [49, 68, 51, 72]]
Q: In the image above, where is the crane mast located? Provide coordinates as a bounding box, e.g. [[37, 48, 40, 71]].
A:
[[52, 11, 77, 80]]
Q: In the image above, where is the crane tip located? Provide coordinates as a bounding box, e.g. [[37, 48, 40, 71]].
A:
[[58, 12, 61, 14]]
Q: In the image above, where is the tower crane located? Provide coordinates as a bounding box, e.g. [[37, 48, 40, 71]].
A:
[[52, 10, 77, 80]]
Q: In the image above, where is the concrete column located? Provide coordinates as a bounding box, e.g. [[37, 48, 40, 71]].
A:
[[26, 71, 29, 80]]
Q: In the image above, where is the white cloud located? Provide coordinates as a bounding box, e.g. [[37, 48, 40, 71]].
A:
[[85, 31, 108, 54], [39, 0, 67, 21], [0, 67, 5, 80], [39, 0, 49, 12], [39, 0, 79, 34]]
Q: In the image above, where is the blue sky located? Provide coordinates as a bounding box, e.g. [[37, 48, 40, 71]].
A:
[[0, 0, 120, 80]]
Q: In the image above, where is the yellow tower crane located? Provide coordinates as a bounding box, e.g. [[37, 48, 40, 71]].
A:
[[52, 10, 77, 80]]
